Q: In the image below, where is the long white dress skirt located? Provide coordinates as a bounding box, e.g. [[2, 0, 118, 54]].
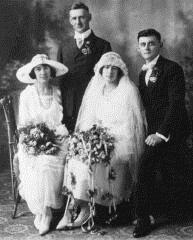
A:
[[18, 145, 66, 215], [64, 154, 132, 207]]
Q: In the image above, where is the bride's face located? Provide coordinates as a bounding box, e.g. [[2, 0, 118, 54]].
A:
[[102, 65, 119, 84], [34, 64, 51, 84]]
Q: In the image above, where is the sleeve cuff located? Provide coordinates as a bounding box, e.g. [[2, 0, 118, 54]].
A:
[[156, 132, 170, 142]]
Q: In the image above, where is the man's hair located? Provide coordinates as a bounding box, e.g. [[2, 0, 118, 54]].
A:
[[137, 29, 161, 42], [70, 2, 89, 12]]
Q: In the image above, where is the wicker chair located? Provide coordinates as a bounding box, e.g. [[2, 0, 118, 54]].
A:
[[0, 95, 21, 218]]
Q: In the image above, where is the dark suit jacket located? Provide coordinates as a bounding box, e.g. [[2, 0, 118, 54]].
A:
[[57, 31, 111, 126], [139, 55, 190, 144]]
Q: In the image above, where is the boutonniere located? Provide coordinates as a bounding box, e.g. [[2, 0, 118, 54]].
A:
[[149, 66, 161, 83], [81, 41, 92, 55]]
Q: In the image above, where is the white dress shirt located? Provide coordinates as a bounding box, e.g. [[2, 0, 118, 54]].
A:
[[74, 29, 92, 48], [142, 55, 160, 86]]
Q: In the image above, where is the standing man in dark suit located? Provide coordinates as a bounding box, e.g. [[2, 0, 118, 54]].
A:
[[133, 29, 190, 238], [57, 2, 111, 131]]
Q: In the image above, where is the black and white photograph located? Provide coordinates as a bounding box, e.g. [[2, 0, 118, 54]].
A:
[[0, 0, 193, 239]]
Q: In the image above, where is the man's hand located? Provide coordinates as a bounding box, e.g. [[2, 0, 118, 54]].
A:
[[145, 134, 163, 146]]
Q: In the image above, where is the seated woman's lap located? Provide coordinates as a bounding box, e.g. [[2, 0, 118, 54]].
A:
[[65, 156, 132, 206]]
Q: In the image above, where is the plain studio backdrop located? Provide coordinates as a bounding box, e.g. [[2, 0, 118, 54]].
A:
[[0, 0, 193, 163]]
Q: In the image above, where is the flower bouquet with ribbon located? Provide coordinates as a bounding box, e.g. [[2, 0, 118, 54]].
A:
[[63, 124, 115, 233], [18, 122, 67, 156], [66, 124, 114, 165]]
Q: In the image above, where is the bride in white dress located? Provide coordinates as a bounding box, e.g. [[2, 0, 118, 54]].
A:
[[16, 54, 68, 235], [57, 52, 146, 230]]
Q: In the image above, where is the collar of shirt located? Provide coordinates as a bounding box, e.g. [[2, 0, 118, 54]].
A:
[[74, 29, 92, 41], [141, 55, 160, 71]]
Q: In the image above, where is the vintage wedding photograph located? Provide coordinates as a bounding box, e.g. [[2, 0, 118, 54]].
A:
[[0, 0, 193, 239]]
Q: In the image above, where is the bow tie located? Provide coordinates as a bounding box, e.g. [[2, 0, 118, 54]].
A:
[[141, 62, 156, 71]]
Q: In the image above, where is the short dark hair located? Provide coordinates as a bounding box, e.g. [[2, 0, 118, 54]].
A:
[[70, 2, 89, 12], [29, 64, 56, 79], [137, 29, 161, 42]]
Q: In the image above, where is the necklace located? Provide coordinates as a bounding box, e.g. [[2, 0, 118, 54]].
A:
[[36, 86, 53, 110]]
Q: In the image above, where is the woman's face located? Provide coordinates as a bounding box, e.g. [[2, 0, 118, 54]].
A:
[[34, 64, 51, 84], [102, 65, 119, 84]]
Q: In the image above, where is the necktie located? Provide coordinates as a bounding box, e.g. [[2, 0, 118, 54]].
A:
[[76, 38, 84, 49]]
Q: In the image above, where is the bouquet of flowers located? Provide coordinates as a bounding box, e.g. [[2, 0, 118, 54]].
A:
[[18, 122, 63, 155], [64, 125, 116, 232], [66, 124, 115, 166]]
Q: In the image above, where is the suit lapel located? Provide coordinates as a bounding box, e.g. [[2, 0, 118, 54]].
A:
[[154, 55, 165, 73], [139, 70, 147, 89], [71, 39, 80, 58], [83, 31, 97, 55], [72, 31, 96, 59], [86, 31, 96, 44]]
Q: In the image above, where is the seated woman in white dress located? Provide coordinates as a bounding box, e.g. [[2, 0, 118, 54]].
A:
[[16, 54, 69, 235], [57, 52, 146, 230]]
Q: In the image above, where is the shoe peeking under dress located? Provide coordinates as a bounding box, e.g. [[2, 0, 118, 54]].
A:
[[38, 207, 52, 235]]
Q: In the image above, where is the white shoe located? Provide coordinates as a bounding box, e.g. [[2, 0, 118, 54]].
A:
[[39, 215, 52, 235], [67, 206, 90, 228], [56, 211, 71, 230], [39, 223, 49, 235], [34, 214, 41, 230], [38, 208, 52, 235]]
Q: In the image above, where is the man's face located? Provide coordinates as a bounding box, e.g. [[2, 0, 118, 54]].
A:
[[138, 36, 162, 62], [69, 9, 91, 33]]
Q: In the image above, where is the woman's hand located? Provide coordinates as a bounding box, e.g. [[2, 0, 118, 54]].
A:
[[55, 124, 69, 141]]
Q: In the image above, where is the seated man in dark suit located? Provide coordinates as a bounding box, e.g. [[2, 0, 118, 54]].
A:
[[57, 2, 111, 131], [133, 29, 190, 238]]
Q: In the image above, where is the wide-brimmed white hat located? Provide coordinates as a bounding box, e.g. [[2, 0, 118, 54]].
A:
[[16, 54, 68, 83]]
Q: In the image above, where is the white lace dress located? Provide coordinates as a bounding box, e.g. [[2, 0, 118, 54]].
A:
[[18, 85, 68, 215], [64, 78, 145, 207]]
